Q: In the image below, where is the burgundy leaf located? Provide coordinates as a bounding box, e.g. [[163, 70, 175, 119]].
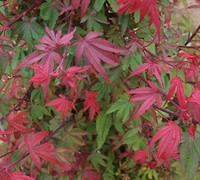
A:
[[128, 81, 162, 118], [83, 91, 100, 120], [167, 77, 186, 108], [29, 64, 51, 98], [134, 150, 148, 164], [189, 124, 196, 139], [75, 32, 128, 83], [46, 94, 76, 119], [150, 121, 181, 167], [24, 131, 61, 170], [10, 171, 35, 180]]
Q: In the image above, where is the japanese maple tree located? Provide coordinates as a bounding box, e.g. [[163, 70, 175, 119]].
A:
[[0, 0, 200, 179]]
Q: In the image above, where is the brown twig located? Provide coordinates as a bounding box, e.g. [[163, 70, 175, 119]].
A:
[[184, 24, 200, 46], [2, 0, 44, 29]]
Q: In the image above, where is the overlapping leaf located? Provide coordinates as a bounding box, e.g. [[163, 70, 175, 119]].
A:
[[117, 0, 160, 38], [75, 32, 128, 83], [150, 121, 181, 168], [83, 90, 100, 120], [46, 94, 76, 119], [24, 131, 61, 169], [128, 81, 162, 119], [129, 58, 170, 87], [167, 77, 186, 108], [29, 64, 51, 98], [17, 27, 75, 73]]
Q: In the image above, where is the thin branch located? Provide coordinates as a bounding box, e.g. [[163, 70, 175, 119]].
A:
[[0, 85, 33, 122], [184, 24, 200, 46], [154, 105, 180, 119], [2, 0, 44, 29]]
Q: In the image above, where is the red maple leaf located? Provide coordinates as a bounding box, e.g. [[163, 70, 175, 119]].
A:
[[189, 124, 196, 139], [55, 0, 90, 17], [23, 131, 61, 170], [129, 58, 170, 87], [72, 0, 90, 17], [83, 165, 100, 180], [75, 32, 128, 83], [117, 0, 141, 14], [40, 26, 75, 48], [0, 111, 32, 141], [140, 0, 160, 38], [7, 111, 32, 133], [187, 88, 200, 124], [117, 0, 160, 39], [83, 90, 100, 120], [128, 81, 162, 119], [150, 121, 181, 168], [187, 87, 200, 106], [166, 77, 186, 108], [29, 64, 51, 98], [134, 150, 148, 164], [9, 171, 35, 180], [17, 27, 75, 73], [46, 94, 76, 119], [60, 65, 91, 91], [178, 52, 199, 82]]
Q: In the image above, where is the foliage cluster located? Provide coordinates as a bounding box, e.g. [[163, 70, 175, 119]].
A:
[[0, 0, 200, 179]]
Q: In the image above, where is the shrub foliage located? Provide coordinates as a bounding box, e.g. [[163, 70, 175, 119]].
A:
[[0, 0, 200, 179]]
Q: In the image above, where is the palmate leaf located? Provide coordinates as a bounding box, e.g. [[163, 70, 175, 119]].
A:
[[106, 94, 133, 123], [9, 171, 35, 180], [128, 81, 162, 119], [83, 90, 101, 120], [46, 94, 76, 119], [96, 113, 112, 149], [180, 132, 200, 180], [117, 0, 160, 39], [75, 32, 128, 83], [23, 131, 61, 170], [129, 58, 171, 88], [150, 121, 181, 168], [167, 77, 186, 108]]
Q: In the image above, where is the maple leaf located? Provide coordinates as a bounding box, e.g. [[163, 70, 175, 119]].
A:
[[72, 0, 90, 17], [128, 81, 162, 119], [17, 27, 75, 73], [117, 0, 160, 39], [187, 88, 200, 107], [7, 111, 32, 133], [189, 124, 196, 139], [0, 111, 32, 141], [150, 121, 181, 168], [60, 65, 91, 91], [24, 131, 61, 170], [46, 94, 76, 119], [29, 64, 51, 98], [140, 0, 160, 38], [129, 58, 170, 87], [187, 88, 200, 124], [9, 171, 35, 180], [55, 0, 90, 17], [75, 32, 128, 83], [167, 77, 186, 108], [134, 150, 148, 164], [117, 0, 141, 14], [17, 49, 61, 74], [178, 52, 199, 82], [83, 165, 100, 180], [40, 26, 75, 48], [83, 90, 100, 120]]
